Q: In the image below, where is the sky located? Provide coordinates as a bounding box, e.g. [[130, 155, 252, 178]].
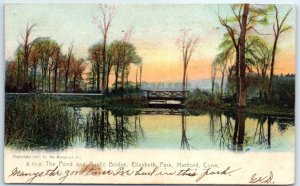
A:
[[4, 3, 296, 83]]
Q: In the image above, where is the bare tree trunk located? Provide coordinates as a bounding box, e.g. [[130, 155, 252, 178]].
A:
[[96, 63, 100, 92], [23, 52, 29, 92], [65, 44, 73, 93], [268, 37, 278, 101], [73, 76, 76, 93], [33, 66, 37, 89], [139, 66, 142, 88], [48, 68, 51, 92], [115, 65, 119, 92], [101, 34, 107, 93], [53, 62, 58, 93], [238, 4, 249, 107], [135, 67, 138, 90], [65, 71, 69, 92], [182, 65, 187, 99], [92, 70, 95, 92], [211, 66, 216, 95], [121, 63, 126, 92], [106, 63, 112, 93], [235, 51, 240, 104], [221, 72, 224, 97]]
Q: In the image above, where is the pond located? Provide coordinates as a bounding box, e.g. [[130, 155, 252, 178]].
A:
[[4, 97, 295, 152], [9, 105, 293, 152], [66, 107, 295, 152]]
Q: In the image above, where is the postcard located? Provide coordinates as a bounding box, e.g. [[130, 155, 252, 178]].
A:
[[4, 3, 295, 184]]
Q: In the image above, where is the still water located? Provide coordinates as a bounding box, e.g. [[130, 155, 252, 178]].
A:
[[62, 107, 294, 152]]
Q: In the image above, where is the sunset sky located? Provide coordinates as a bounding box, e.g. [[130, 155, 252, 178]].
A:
[[5, 4, 296, 83]]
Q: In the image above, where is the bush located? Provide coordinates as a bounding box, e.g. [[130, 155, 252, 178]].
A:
[[185, 89, 220, 107]]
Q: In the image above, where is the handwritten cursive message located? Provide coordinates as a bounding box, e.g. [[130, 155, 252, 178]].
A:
[[9, 164, 241, 183]]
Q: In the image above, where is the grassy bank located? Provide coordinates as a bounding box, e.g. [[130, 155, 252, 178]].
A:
[[185, 90, 294, 117], [5, 95, 81, 149], [6, 92, 295, 117]]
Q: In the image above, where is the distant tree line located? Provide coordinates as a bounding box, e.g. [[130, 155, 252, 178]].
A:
[[5, 4, 143, 94], [5, 25, 85, 93]]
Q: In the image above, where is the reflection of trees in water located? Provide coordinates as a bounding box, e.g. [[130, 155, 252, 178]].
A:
[[208, 110, 294, 151], [214, 114, 234, 150], [180, 113, 190, 150], [84, 107, 113, 148], [82, 107, 144, 150], [211, 110, 247, 151], [209, 114, 215, 143], [232, 109, 246, 151], [250, 116, 273, 149]]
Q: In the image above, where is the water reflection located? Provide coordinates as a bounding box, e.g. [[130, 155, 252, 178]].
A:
[[180, 113, 190, 150], [5, 106, 295, 151], [74, 107, 144, 150]]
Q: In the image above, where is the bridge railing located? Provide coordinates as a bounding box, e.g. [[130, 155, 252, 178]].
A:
[[142, 90, 190, 101]]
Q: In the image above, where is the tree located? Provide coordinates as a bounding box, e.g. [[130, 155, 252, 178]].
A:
[[268, 5, 292, 100], [88, 42, 103, 92], [70, 58, 86, 93], [15, 45, 25, 90], [110, 40, 124, 92], [64, 42, 74, 92], [93, 4, 116, 93], [105, 45, 114, 93], [139, 65, 143, 89], [219, 4, 269, 107], [247, 36, 272, 99], [211, 62, 217, 95], [50, 44, 61, 92], [20, 23, 38, 92], [215, 36, 234, 97], [29, 43, 42, 90], [33, 37, 57, 92], [114, 41, 139, 92], [176, 29, 199, 98], [238, 4, 249, 107]]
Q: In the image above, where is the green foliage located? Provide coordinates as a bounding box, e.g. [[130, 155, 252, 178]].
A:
[[186, 89, 221, 108], [5, 95, 80, 149], [270, 75, 295, 106]]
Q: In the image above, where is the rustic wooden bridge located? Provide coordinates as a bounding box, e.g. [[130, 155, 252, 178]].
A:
[[143, 90, 189, 108]]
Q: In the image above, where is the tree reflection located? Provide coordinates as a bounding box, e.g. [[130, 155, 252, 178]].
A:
[[215, 114, 234, 150], [84, 107, 114, 148], [214, 110, 277, 151], [84, 108, 144, 150], [180, 113, 190, 150]]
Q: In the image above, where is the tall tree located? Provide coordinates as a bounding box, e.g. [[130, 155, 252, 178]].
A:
[[88, 42, 103, 92], [139, 65, 143, 88], [70, 58, 86, 93], [29, 43, 42, 90], [93, 4, 116, 93], [211, 62, 217, 95], [21, 23, 37, 92], [110, 40, 123, 92], [247, 36, 272, 99], [238, 4, 249, 107], [268, 5, 292, 100], [219, 4, 269, 106], [105, 46, 114, 93], [64, 42, 74, 92], [216, 36, 234, 97], [176, 29, 199, 98], [50, 44, 61, 92]]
